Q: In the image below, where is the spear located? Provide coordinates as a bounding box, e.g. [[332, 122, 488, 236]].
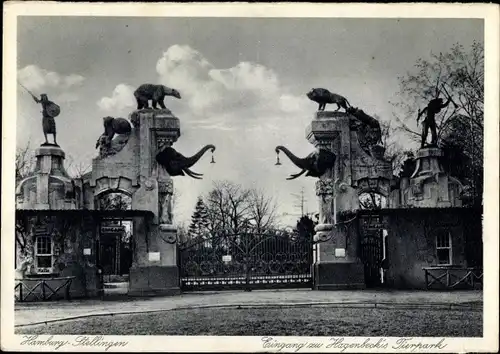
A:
[[441, 84, 459, 107], [18, 82, 39, 101]]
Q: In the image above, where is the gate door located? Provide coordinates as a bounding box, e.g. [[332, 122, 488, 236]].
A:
[[360, 233, 383, 287], [359, 214, 384, 288], [178, 230, 313, 291]]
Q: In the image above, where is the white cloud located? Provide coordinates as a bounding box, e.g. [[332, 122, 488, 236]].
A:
[[63, 74, 85, 88], [97, 84, 136, 112], [155, 45, 304, 118], [17, 65, 85, 91]]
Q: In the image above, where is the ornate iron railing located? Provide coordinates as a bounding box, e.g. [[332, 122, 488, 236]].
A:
[[178, 230, 313, 291], [15, 276, 75, 302], [423, 267, 483, 290]]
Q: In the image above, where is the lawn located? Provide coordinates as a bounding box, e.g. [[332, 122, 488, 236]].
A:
[[17, 306, 482, 337]]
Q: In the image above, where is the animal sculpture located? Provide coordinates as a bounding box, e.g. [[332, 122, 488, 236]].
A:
[[275, 145, 336, 180], [134, 84, 181, 110], [95, 117, 132, 158], [307, 88, 351, 112], [156, 144, 216, 179]]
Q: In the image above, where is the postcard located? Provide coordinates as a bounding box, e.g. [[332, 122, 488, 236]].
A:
[[2, 2, 498, 353]]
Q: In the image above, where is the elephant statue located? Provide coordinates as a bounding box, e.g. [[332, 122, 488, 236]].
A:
[[156, 144, 216, 179], [275, 145, 336, 180]]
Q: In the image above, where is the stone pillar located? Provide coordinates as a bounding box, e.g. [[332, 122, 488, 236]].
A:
[[36, 148, 53, 209], [16, 145, 77, 210], [128, 109, 181, 296], [306, 112, 365, 290], [406, 147, 463, 208]]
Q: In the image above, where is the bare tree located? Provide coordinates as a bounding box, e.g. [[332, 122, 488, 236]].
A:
[[379, 119, 408, 173], [15, 216, 31, 267], [64, 155, 92, 207], [66, 156, 92, 180], [205, 180, 252, 235], [202, 181, 279, 236], [247, 188, 278, 234], [16, 141, 35, 181]]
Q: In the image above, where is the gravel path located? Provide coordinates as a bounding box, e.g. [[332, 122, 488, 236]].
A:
[[15, 289, 482, 327], [16, 306, 482, 337]]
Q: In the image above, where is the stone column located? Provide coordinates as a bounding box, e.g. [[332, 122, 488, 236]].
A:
[[128, 109, 181, 296], [16, 145, 77, 210], [406, 147, 463, 208], [306, 112, 365, 290]]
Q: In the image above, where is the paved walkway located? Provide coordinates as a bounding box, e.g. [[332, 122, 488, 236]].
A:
[[15, 289, 482, 327]]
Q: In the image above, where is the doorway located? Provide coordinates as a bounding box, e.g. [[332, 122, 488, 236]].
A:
[[358, 213, 388, 288], [95, 191, 134, 297], [98, 218, 134, 296]]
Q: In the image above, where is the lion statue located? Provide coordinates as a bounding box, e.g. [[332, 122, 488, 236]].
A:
[[307, 88, 351, 112]]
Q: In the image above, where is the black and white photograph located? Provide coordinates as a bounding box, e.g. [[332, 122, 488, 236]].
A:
[[2, 2, 498, 353]]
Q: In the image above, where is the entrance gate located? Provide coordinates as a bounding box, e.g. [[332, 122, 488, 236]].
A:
[[359, 214, 385, 287], [178, 230, 313, 291]]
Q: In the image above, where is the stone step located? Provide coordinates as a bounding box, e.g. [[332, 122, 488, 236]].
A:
[[102, 274, 129, 283], [104, 282, 129, 289]]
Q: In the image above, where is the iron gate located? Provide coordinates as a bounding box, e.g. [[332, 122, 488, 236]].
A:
[[359, 214, 385, 287], [178, 230, 313, 291], [360, 234, 383, 287]]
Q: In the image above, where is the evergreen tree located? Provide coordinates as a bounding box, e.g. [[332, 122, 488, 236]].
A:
[[188, 196, 210, 241], [296, 215, 316, 244]]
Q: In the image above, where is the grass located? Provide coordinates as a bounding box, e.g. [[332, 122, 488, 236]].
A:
[[17, 307, 482, 337]]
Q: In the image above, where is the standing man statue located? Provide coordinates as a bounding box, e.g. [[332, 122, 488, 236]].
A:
[[20, 84, 61, 146], [32, 93, 60, 145], [416, 93, 454, 148]]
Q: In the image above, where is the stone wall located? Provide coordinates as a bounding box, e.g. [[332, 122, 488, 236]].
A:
[[15, 211, 100, 298], [382, 208, 482, 289]]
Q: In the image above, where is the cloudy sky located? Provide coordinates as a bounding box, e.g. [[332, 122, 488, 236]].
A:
[[16, 16, 483, 226]]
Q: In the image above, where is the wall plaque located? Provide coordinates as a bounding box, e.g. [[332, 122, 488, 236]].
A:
[[148, 252, 160, 262], [335, 248, 346, 258]]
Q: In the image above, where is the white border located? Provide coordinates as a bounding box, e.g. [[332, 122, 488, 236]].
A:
[[2, 2, 499, 353]]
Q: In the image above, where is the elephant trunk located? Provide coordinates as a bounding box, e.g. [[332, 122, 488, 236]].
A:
[[275, 145, 309, 170], [184, 144, 216, 168]]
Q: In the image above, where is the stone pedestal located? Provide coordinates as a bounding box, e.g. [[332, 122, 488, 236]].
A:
[[307, 112, 365, 290], [128, 224, 180, 296], [16, 145, 78, 210], [406, 147, 463, 208]]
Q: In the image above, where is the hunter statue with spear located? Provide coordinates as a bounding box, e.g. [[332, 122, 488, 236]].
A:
[[416, 83, 458, 148], [19, 83, 61, 146]]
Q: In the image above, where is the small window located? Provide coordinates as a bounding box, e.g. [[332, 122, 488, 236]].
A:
[[35, 235, 53, 273], [436, 230, 452, 265]]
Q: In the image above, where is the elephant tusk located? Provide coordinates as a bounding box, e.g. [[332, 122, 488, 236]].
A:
[[184, 168, 203, 179], [184, 168, 203, 177], [286, 169, 307, 180]]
